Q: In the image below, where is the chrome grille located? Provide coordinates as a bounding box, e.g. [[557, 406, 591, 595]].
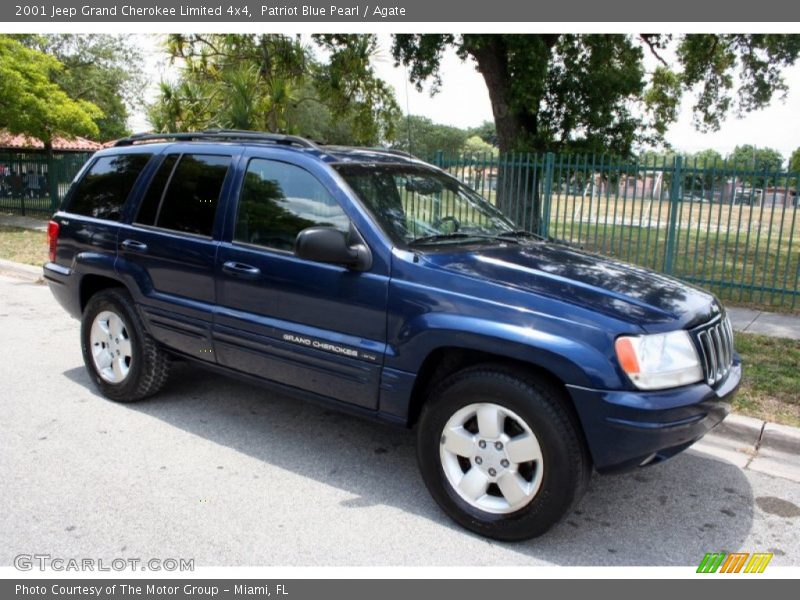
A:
[[695, 316, 734, 385]]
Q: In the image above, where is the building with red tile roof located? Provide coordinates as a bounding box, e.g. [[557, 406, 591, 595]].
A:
[[0, 131, 102, 152]]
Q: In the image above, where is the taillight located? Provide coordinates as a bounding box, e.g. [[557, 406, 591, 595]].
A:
[[47, 220, 60, 262]]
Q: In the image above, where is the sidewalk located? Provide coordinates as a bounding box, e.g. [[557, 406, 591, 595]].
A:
[[727, 306, 800, 340], [0, 213, 48, 232]]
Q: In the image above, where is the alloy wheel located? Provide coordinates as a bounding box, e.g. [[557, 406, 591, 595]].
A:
[[439, 402, 544, 514], [89, 310, 133, 384]]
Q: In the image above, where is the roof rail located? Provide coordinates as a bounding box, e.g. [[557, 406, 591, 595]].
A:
[[376, 148, 417, 159], [113, 129, 319, 149], [322, 145, 419, 160]]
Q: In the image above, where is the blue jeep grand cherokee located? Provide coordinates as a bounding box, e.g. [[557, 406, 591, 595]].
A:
[[44, 130, 741, 540]]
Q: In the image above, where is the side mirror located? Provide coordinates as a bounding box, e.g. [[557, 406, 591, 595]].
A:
[[294, 226, 372, 271]]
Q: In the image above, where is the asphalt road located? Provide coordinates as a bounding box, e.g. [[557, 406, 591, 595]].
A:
[[1, 273, 799, 567]]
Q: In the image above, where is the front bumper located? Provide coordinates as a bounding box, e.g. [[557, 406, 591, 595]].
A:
[[566, 355, 742, 472]]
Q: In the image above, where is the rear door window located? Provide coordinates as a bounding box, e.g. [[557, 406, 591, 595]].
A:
[[68, 153, 152, 220], [134, 154, 178, 226]]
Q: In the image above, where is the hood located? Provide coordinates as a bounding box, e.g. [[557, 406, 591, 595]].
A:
[[418, 241, 719, 328]]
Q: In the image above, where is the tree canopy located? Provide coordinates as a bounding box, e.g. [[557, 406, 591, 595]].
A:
[[726, 145, 786, 188], [391, 114, 468, 158], [148, 34, 400, 145], [726, 145, 785, 172], [0, 36, 102, 146], [15, 34, 144, 141], [466, 121, 498, 147], [790, 147, 800, 174], [691, 148, 724, 167], [463, 135, 498, 157], [381, 34, 800, 155]]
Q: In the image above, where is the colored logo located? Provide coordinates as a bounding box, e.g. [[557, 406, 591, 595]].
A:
[[697, 552, 773, 573]]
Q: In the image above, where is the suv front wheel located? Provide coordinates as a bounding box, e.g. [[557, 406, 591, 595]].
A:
[[81, 288, 170, 402], [417, 365, 591, 541]]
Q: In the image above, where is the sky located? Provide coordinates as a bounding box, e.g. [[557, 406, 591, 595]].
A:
[[131, 33, 800, 162]]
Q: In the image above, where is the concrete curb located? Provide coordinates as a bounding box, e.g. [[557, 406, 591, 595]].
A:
[[693, 413, 800, 483], [712, 413, 765, 444], [706, 414, 800, 453], [0, 258, 44, 283], [761, 422, 800, 454], [692, 414, 763, 469], [748, 423, 800, 483]]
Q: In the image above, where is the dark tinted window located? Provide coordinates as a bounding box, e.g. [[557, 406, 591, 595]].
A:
[[68, 154, 152, 220], [135, 154, 178, 226], [155, 154, 231, 237], [234, 159, 348, 251]]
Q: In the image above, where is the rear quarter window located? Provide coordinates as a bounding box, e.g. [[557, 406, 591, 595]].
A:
[[67, 153, 152, 220], [136, 153, 231, 237]]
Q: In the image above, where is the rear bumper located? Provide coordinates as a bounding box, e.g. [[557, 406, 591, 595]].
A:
[[567, 356, 741, 472], [43, 262, 81, 319]]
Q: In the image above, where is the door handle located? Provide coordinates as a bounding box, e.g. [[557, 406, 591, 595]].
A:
[[120, 239, 148, 254], [222, 261, 261, 279]]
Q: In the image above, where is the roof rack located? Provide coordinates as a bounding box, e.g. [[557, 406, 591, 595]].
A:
[[113, 129, 319, 149], [371, 147, 417, 159], [322, 145, 418, 160]]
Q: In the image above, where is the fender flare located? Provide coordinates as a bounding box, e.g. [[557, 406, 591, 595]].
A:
[[389, 313, 622, 390]]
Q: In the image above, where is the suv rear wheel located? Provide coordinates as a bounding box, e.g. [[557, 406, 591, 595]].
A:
[[81, 288, 170, 402], [416, 365, 591, 541]]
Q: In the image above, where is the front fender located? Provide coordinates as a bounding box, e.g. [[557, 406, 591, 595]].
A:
[[387, 312, 624, 390]]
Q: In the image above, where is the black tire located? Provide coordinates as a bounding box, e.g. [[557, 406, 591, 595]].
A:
[[80, 288, 170, 402], [417, 364, 591, 541]]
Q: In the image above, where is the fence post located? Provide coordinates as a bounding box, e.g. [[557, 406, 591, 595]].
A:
[[539, 152, 555, 237], [48, 154, 59, 212], [664, 155, 683, 274], [433, 150, 444, 168], [19, 156, 26, 216]]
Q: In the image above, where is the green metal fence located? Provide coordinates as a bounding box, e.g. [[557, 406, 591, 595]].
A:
[[432, 152, 800, 311], [0, 151, 91, 217], [1, 147, 796, 311]]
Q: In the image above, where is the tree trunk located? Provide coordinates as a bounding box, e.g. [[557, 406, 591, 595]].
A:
[[466, 36, 523, 156], [466, 35, 557, 232]]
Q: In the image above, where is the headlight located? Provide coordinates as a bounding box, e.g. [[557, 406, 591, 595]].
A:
[[614, 330, 703, 390]]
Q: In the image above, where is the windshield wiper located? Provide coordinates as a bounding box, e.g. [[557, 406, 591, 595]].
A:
[[494, 230, 547, 242], [409, 231, 531, 247], [410, 231, 532, 246], [408, 232, 482, 246]]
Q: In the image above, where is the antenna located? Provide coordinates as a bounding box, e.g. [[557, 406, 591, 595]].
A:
[[404, 65, 412, 153]]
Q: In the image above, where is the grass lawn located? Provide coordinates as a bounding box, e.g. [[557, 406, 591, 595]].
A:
[[0, 225, 47, 266], [557, 223, 800, 313], [734, 332, 800, 427]]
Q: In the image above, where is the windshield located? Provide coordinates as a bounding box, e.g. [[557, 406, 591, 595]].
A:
[[333, 163, 519, 246]]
